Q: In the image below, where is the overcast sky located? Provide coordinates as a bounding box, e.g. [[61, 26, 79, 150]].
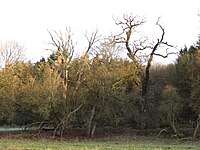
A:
[[0, 0, 200, 63]]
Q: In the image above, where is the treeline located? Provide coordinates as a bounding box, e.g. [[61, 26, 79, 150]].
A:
[[0, 14, 200, 139]]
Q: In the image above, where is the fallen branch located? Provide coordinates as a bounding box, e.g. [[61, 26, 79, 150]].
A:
[[156, 129, 167, 137]]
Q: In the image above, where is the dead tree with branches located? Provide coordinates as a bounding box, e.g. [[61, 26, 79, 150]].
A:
[[114, 14, 176, 128]]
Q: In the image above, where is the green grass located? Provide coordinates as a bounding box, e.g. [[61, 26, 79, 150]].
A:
[[1, 137, 200, 150]]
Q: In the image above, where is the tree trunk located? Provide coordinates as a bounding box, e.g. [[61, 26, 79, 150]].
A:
[[170, 113, 177, 135], [87, 106, 96, 137], [171, 121, 177, 135], [193, 117, 200, 139], [90, 124, 96, 137]]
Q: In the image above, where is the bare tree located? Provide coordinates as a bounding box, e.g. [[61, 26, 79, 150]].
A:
[[48, 28, 75, 93], [48, 28, 99, 138], [114, 14, 176, 112], [92, 35, 123, 63], [0, 40, 25, 67]]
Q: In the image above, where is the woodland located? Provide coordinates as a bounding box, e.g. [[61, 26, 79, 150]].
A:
[[0, 14, 200, 140]]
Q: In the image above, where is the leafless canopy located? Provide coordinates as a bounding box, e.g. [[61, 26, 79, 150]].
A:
[[114, 15, 176, 62], [0, 40, 25, 67], [114, 14, 146, 61], [84, 29, 99, 58], [48, 28, 75, 65], [48, 28, 99, 64]]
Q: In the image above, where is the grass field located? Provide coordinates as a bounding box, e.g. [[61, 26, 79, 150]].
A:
[[1, 137, 200, 150]]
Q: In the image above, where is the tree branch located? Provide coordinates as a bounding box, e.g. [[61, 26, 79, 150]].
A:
[[84, 29, 99, 58], [153, 52, 177, 58]]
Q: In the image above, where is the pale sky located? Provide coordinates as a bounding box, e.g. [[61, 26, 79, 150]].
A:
[[0, 0, 200, 64]]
